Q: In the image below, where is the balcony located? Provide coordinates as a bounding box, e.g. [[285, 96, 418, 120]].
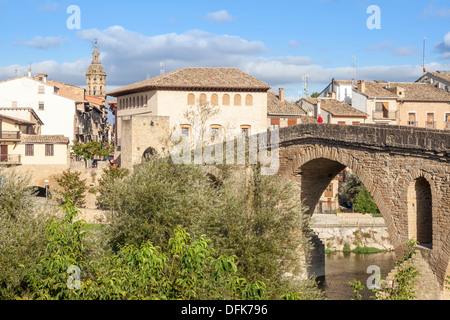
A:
[[445, 122, 450, 130], [0, 131, 20, 141], [372, 110, 396, 120], [407, 121, 418, 127], [425, 121, 436, 129], [0, 154, 22, 165]]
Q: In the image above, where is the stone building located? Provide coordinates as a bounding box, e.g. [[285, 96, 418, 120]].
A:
[[107, 67, 271, 169]]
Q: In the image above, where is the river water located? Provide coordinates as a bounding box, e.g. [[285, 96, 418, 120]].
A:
[[317, 251, 398, 300]]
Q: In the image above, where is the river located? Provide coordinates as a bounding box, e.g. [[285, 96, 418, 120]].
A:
[[317, 251, 398, 300]]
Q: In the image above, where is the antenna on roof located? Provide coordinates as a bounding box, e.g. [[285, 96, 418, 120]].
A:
[[303, 75, 309, 97], [160, 62, 165, 75], [422, 37, 427, 74], [28, 62, 32, 77]]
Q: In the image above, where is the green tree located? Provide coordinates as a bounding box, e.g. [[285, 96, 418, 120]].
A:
[[102, 157, 322, 299], [353, 186, 378, 214], [72, 141, 114, 168], [310, 92, 320, 98], [339, 173, 362, 205], [55, 169, 87, 207]]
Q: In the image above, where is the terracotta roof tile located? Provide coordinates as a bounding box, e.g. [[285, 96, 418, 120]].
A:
[[429, 71, 450, 83], [107, 67, 271, 96], [267, 91, 306, 115], [302, 98, 368, 117], [21, 135, 69, 144]]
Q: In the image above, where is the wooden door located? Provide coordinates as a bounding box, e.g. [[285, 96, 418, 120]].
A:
[[1, 145, 8, 162]]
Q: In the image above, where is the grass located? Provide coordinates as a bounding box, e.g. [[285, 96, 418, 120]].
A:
[[351, 246, 385, 254]]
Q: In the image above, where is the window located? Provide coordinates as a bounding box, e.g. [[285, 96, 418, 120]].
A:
[[181, 125, 191, 137], [210, 125, 221, 141], [445, 113, 450, 130], [45, 144, 54, 156], [288, 119, 297, 126], [25, 144, 34, 156], [199, 94, 207, 105], [245, 94, 253, 106], [38, 102, 45, 111], [352, 121, 360, 125], [240, 125, 251, 137], [38, 85, 45, 94], [408, 113, 416, 127], [187, 94, 195, 105], [270, 119, 280, 130], [211, 94, 219, 106], [426, 113, 435, 129], [54, 87, 60, 94], [222, 94, 230, 106], [324, 183, 333, 198], [234, 94, 242, 106]]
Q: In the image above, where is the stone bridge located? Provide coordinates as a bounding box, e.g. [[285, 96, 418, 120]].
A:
[[272, 123, 449, 292]]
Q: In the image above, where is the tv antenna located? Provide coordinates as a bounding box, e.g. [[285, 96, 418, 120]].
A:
[[422, 37, 427, 74], [160, 62, 165, 75], [303, 75, 309, 97]]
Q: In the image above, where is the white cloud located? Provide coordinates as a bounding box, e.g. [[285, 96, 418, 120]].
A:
[[14, 36, 65, 49], [3, 26, 450, 97], [37, 0, 59, 12], [423, 3, 450, 19], [364, 41, 418, 57], [435, 31, 450, 59], [205, 10, 234, 23]]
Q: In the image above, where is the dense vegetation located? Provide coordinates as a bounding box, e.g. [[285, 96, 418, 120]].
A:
[[0, 158, 323, 300]]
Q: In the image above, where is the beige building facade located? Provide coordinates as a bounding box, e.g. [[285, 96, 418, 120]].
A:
[[108, 67, 271, 169]]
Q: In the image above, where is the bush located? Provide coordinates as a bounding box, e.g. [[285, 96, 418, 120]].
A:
[[102, 157, 322, 299]]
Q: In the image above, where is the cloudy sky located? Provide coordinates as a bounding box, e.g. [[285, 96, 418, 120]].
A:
[[1, 0, 450, 101]]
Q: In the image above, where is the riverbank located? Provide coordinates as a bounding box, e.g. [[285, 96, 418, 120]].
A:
[[311, 213, 394, 253]]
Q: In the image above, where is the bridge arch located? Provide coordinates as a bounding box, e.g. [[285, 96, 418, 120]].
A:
[[281, 145, 401, 249]]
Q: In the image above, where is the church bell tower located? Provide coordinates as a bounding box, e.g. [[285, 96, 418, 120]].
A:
[[86, 40, 106, 99]]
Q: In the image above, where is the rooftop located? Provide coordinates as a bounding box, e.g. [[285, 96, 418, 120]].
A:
[[21, 134, 69, 144], [302, 98, 368, 117], [267, 91, 306, 115], [356, 80, 450, 101], [107, 67, 271, 96]]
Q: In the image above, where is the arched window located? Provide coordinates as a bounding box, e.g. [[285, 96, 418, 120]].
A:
[[234, 94, 242, 106], [407, 177, 433, 247], [188, 94, 195, 105], [211, 94, 219, 106], [210, 124, 222, 141], [199, 93, 207, 105], [222, 94, 230, 106], [245, 94, 253, 106]]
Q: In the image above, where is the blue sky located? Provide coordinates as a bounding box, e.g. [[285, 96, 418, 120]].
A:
[[1, 0, 449, 100]]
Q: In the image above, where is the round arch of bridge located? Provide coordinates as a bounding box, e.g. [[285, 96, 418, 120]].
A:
[[401, 170, 449, 288], [283, 147, 400, 249]]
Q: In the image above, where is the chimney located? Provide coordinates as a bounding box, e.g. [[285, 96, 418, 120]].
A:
[[358, 80, 366, 94], [279, 88, 285, 102], [37, 73, 48, 83], [331, 91, 336, 99], [27, 69, 32, 77]]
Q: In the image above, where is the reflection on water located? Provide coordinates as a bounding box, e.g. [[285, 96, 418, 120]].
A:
[[317, 251, 397, 300]]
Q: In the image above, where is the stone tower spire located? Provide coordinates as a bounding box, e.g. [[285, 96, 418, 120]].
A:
[[86, 40, 106, 99]]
